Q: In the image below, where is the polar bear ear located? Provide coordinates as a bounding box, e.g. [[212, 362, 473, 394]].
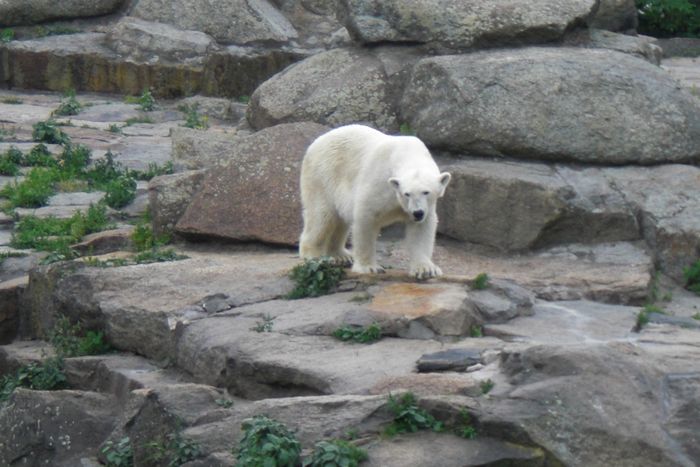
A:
[[438, 172, 451, 197], [388, 178, 401, 191]]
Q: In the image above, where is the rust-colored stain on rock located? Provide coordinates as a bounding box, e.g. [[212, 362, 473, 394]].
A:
[[368, 283, 454, 318]]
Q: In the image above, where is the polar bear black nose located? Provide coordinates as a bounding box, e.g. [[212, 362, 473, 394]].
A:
[[413, 210, 424, 221]]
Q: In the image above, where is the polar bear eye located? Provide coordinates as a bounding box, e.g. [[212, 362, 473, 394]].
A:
[[422, 191, 430, 196], [404, 192, 410, 197]]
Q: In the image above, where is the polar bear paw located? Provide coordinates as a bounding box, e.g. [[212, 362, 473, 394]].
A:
[[352, 263, 385, 275], [329, 250, 354, 267], [410, 262, 442, 280]]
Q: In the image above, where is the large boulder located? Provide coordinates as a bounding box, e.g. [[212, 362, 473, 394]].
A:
[[0, 0, 124, 26], [401, 47, 700, 165], [247, 47, 412, 131], [337, 0, 597, 50], [176, 122, 329, 245], [589, 0, 638, 31], [106, 17, 217, 66], [131, 0, 298, 44]]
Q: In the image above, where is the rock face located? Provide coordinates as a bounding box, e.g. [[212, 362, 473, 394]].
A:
[[338, 0, 597, 49], [247, 48, 403, 131], [590, 0, 638, 31], [0, 0, 125, 26], [131, 0, 298, 44], [176, 122, 329, 245], [401, 48, 700, 164], [106, 17, 217, 66]]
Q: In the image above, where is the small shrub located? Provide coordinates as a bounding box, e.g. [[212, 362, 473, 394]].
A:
[[24, 143, 56, 167], [0, 28, 14, 43], [32, 120, 71, 145], [124, 116, 154, 126], [54, 90, 82, 116], [104, 175, 137, 209], [126, 89, 156, 112], [108, 124, 122, 134], [287, 258, 345, 299], [472, 273, 490, 290], [215, 398, 234, 408], [635, 308, 650, 332], [684, 259, 700, 295], [692, 312, 700, 320], [235, 415, 302, 467], [0, 357, 67, 403], [102, 437, 134, 467], [58, 144, 91, 175], [636, 0, 700, 37], [179, 103, 209, 130], [50, 315, 112, 357], [146, 431, 202, 467], [332, 323, 382, 344], [0, 155, 20, 176], [237, 95, 251, 104], [454, 408, 477, 439], [1, 167, 60, 208], [84, 151, 125, 186], [129, 161, 174, 181], [480, 379, 494, 395], [304, 439, 368, 467], [251, 314, 275, 333], [469, 325, 483, 338], [5, 146, 23, 164], [384, 392, 443, 436]]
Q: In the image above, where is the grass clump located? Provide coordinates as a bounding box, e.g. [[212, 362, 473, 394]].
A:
[[472, 273, 490, 290], [53, 90, 82, 117], [134, 248, 187, 264], [469, 325, 483, 338], [32, 120, 70, 145], [636, 0, 700, 38], [0, 357, 67, 403], [179, 103, 209, 130], [287, 257, 345, 299], [124, 116, 154, 126], [251, 314, 275, 333], [49, 314, 111, 358], [102, 436, 134, 467], [454, 408, 477, 439], [332, 323, 382, 344], [384, 392, 443, 436], [130, 161, 174, 181], [0, 28, 14, 43], [125, 89, 156, 112], [0, 149, 20, 175], [684, 259, 700, 295], [304, 439, 368, 467], [25, 143, 56, 167], [235, 415, 302, 467], [1, 167, 61, 208], [103, 175, 136, 209], [480, 379, 494, 395], [146, 431, 202, 467]]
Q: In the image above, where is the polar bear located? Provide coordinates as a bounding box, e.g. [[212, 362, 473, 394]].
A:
[[299, 124, 451, 279]]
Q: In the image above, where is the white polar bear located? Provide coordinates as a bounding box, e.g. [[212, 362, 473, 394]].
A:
[[299, 124, 451, 279]]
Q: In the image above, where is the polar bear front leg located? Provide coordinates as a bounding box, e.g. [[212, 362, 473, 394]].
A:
[[351, 213, 385, 274], [406, 212, 442, 280]]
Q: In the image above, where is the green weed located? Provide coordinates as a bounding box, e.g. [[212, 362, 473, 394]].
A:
[[103, 175, 136, 209], [145, 431, 202, 467], [215, 398, 234, 408], [58, 144, 91, 175], [1, 167, 60, 208], [108, 124, 122, 134], [384, 392, 444, 436], [235, 415, 302, 467], [472, 273, 490, 290], [251, 314, 275, 333], [636, 0, 700, 37], [304, 439, 368, 467], [287, 257, 345, 299], [178, 103, 209, 130], [332, 323, 382, 344], [237, 95, 251, 104], [129, 161, 174, 181], [0, 357, 67, 403], [125, 89, 156, 112], [49, 315, 111, 358], [684, 259, 700, 295], [692, 312, 700, 320], [124, 116, 154, 126], [102, 437, 134, 467], [32, 120, 70, 145], [399, 123, 415, 136], [53, 90, 82, 116], [454, 408, 477, 439], [4, 146, 23, 164], [1, 97, 22, 104], [83, 256, 130, 268], [24, 144, 56, 167], [480, 379, 494, 395], [134, 248, 187, 264], [0, 155, 20, 176], [33, 25, 81, 37], [469, 325, 483, 338], [0, 28, 14, 43], [0, 251, 27, 266]]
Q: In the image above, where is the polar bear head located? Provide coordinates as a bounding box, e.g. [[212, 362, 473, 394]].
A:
[[389, 171, 451, 223]]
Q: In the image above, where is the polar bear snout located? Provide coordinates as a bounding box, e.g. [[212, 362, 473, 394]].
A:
[[412, 209, 425, 222]]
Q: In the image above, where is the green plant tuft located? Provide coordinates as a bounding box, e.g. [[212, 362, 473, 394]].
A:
[[53, 90, 82, 116], [454, 408, 477, 439], [102, 437, 134, 467], [303, 439, 368, 467], [0, 357, 67, 403], [49, 315, 112, 358], [235, 415, 302, 467], [104, 175, 136, 209], [469, 325, 483, 338], [1, 167, 60, 208], [472, 273, 490, 290], [636, 0, 700, 37], [684, 259, 700, 295], [287, 257, 345, 299], [251, 314, 275, 333], [178, 103, 209, 130], [332, 323, 382, 344], [0, 28, 14, 43], [146, 431, 202, 467], [399, 123, 415, 136], [25, 143, 56, 167], [480, 379, 494, 395], [384, 392, 444, 436], [134, 248, 188, 264], [32, 120, 71, 145], [126, 89, 156, 112]]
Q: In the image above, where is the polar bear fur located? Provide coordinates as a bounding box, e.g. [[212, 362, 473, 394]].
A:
[[299, 124, 451, 279]]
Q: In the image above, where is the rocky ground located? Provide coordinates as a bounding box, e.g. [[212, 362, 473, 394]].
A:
[[1, 0, 700, 466]]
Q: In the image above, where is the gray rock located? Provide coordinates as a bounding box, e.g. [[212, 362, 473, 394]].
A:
[[178, 96, 241, 121], [0, 389, 118, 467], [132, 0, 298, 45], [176, 122, 329, 245], [646, 312, 700, 329], [149, 170, 206, 237], [106, 17, 217, 66], [247, 48, 401, 131], [471, 279, 535, 323], [338, 0, 597, 50], [0, 277, 25, 344], [0, 0, 124, 26], [566, 28, 663, 65], [402, 48, 700, 164], [416, 348, 482, 372], [436, 157, 640, 251], [589, 0, 638, 31], [71, 228, 135, 256], [171, 127, 243, 170]]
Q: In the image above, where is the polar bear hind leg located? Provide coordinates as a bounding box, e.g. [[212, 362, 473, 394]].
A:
[[299, 201, 352, 266]]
